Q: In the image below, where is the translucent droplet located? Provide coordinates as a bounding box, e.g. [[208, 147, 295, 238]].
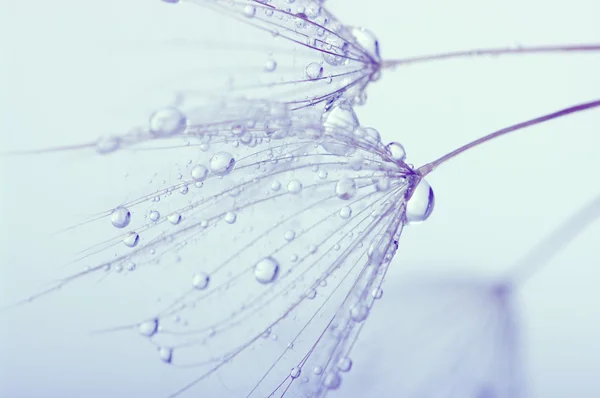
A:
[[371, 287, 383, 299], [95, 136, 120, 154], [224, 212, 237, 224], [264, 59, 277, 72], [138, 319, 159, 337], [191, 164, 208, 181], [305, 289, 317, 299], [305, 62, 323, 79], [123, 231, 139, 248], [158, 347, 173, 363], [287, 179, 303, 194], [254, 257, 280, 284], [337, 357, 353, 372], [323, 371, 341, 389], [271, 180, 281, 191], [321, 103, 359, 155], [335, 178, 357, 200], [339, 206, 352, 219], [350, 304, 369, 322], [313, 366, 323, 375], [243, 5, 256, 17], [210, 152, 235, 175], [350, 27, 381, 62], [179, 185, 189, 195], [111, 206, 131, 228], [385, 141, 406, 161], [405, 179, 435, 224], [192, 272, 210, 290], [284, 230, 296, 241], [149, 210, 160, 222], [290, 367, 301, 378], [149, 107, 187, 136], [167, 213, 181, 225]]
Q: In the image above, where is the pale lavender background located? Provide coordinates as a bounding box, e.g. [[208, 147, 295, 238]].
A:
[[1, 0, 599, 397]]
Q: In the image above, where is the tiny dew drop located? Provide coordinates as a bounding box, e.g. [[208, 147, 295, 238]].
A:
[[254, 257, 280, 284], [335, 177, 357, 200], [405, 179, 435, 224], [271, 180, 281, 191], [191, 164, 208, 181], [149, 107, 187, 136], [305, 62, 323, 79], [224, 212, 237, 224], [149, 210, 160, 222], [123, 231, 139, 248], [339, 206, 352, 219], [95, 136, 120, 154], [287, 179, 303, 194], [290, 367, 301, 378], [385, 141, 406, 161], [313, 366, 323, 375], [111, 206, 131, 229], [210, 152, 235, 175], [158, 347, 173, 363], [264, 59, 277, 72], [284, 230, 296, 241], [350, 304, 369, 322], [371, 287, 383, 299], [192, 272, 210, 290], [138, 319, 159, 337], [323, 371, 342, 390], [337, 357, 353, 372], [167, 212, 181, 225], [243, 5, 256, 17]]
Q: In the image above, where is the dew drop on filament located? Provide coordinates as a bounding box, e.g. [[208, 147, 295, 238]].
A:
[[110, 206, 131, 229], [405, 179, 435, 224], [123, 231, 139, 248], [209, 152, 235, 175], [192, 272, 210, 290], [149, 107, 187, 136], [138, 319, 159, 337], [254, 257, 280, 284]]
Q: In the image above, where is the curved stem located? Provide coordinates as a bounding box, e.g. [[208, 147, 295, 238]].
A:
[[417, 99, 600, 177], [382, 44, 600, 69]]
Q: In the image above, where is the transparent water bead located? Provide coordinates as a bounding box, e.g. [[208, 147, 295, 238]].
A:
[[158, 347, 173, 363], [95, 136, 120, 154], [224, 212, 237, 224], [290, 367, 301, 378], [339, 206, 352, 219], [350, 303, 369, 322], [305, 62, 324, 79], [209, 152, 235, 175], [123, 231, 139, 248], [335, 177, 357, 200], [323, 371, 341, 389], [264, 59, 277, 72], [287, 179, 303, 194], [191, 164, 208, 181], [350, 27, 381, 62], [337, 357, 352, 372], [243, 5, 256, 18], [192, 272, 210, 290], [110, 206, 131, 229], [405, 179, 435, 224], [323, 103, 359, 135], [149, 210, 160, 222], [167, 212, 181, 225], [149, 107, 187, 136], [254, 257, 280, 284], [385, 141, 406, 161], [284, 230, 296, 241], [138, 319, 159, 337]]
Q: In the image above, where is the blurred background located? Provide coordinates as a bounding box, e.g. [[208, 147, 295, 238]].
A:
[[1, 0, 599, 397]]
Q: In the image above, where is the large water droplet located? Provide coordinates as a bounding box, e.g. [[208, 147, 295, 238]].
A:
[[254, 257, 280, 284], [210, 152, 235, 175], [350, 27, 381, 62], [191, 164, 208, 181], [123, 231, 139, 248], [224, 212, 237, 224], [167, 212, 181, 225], [287, 179, 303, 194], [405, 179, 435, 224], [111, 206, 131, 228], [192, 272, 210, 290], [335, 178, 357, 200], [385, 141, 406, 161], [149, 107, 187, 136], [305, 62, 323, 79], [138, 319, 159, 337]]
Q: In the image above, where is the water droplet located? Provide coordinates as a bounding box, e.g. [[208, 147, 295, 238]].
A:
[[126, 261, 136, 271], [305, 289, 317, 299], [149, 210, 160, 222], [313, 366, 323, 375], [264, 59, 277, 72], [375, 176, 390, 192], [305, 62, 323, 79], [284, 230, 296, 241], [287, 179, 303, 194], [350, 304, 369, 322], [95, 136, 120, 154], [271, 180, 281, 191], [308, 244, 318, 254], [385, 141, 406, 161], [243, 5, 256, 17], [149, 107, 187, 136], [138, 319, 159, 337], [350, 27, 381, 62], [123, 231, 139, 248], [339, 206, 352, 219], [191, 164, 208, 181], [254, 257, 280, 284], [158, 347, 173, 363], [290, 367, 301, 378], [323, 371, 341, 389], [406, 179, 435, 224], [224, 212, 237, 224], [371, 287, 383, 299], [209, 152, 235, 175], [111, 206, 131, 228], [179, 185, 189, 195], [335, 177, 357, 200], [192, 272, 210, 290], [167, 212, 181, 225], [337, 357, 353, 372]]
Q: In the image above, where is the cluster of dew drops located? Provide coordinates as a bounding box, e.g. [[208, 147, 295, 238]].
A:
[[99, 0, 437, 391]]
